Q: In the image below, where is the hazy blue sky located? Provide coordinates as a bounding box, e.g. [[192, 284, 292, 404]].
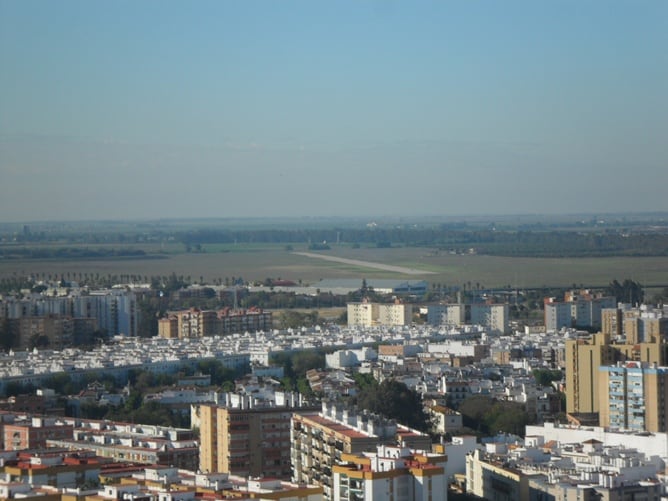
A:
[[1, 1, 667, 222]]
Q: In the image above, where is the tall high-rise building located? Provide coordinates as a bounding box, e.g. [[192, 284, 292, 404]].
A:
[[197, 394, 311, 479], [565, 333, 668, 416], [565, 333, 616, 415], [74, 290, 138, 337], [1, 290, 137, 338], [601, 307, 623, 338]]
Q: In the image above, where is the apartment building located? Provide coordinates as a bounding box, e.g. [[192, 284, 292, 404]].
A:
[[159, 307, 272, 339], [198, 397, 314, 479], [427, 341, 490, 362], [177, 308, 218, 338], [544, 290, 616, 331], [1, 289, 137, 337], [96, 465, 324, 501], [8, 315, 73, 350], [427, 302, 509, 333], [292, 402, 432, 500], [47, 419, 198, 470], [157, 314, 178, 338], [332, 445, 447, 501], [602, 304, 668, 343], [73, 290, 138, 337], [347, 301, 412, 327], [0, 448, 103, 489], [3, 416, 73, 450], [565, 333, 617, 415], [565, 333, 668, 416], [466, 440, 662, 501], [0, 483, 60, 500], [426, 303, 465, 328], [466, 448, 529, 501], [624, 308, 668, 344], [470, 303, 509, 333], [598, 361, 668, 432], [218, 306, 273, 334]]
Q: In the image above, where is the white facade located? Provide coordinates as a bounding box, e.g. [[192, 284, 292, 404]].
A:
[[427, 341, 489, 359], [525, 422, 668, 461], [470, 303, 509, 333], [427, 303, 509, 333], [427, 304, 465, 327], [545, 296, 616, 331], [429, 406, 464, 435], [443, 436, 481, 482], [326, 347, 378, 369], [544, 301, 572, 331]]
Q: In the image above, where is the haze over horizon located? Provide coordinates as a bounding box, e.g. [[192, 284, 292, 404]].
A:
[[1, 1, 667, 223]]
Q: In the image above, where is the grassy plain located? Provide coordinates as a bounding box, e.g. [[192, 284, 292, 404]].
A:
[[0, 242, 667, 290]]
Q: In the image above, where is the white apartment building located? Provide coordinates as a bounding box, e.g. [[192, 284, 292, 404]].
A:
[[544, 293, 616, 331], [427, 303, 509, 333], [333, 445, 448, 501], [426, 304, 465, 328], [470, 303, 509, 334], [524, 422, 668, 461], [1, 289, 138, 337]]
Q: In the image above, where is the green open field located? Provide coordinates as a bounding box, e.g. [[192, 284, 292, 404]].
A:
[[0, 242, 666, 290]]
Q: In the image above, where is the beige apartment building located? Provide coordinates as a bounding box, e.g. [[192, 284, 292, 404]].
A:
[[565, 333, 668, 416], [565, 334, 617, 415], [158, 307, 272, 339], [198, 402, 309, 479], [347, 300, 412, 327], [601, 304, 668, 343]]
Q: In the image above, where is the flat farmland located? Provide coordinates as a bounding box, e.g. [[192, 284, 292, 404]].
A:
[[0, 243, 667, 289]]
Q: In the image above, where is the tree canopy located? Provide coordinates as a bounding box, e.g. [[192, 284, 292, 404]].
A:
[[606, 279, 644, 304], [352, 379, 432, 433], [532, 369, 563, 387], [458, 395, 533, 437]]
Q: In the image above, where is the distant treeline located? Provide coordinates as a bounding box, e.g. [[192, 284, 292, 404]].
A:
[[3, 225, 668, 258], [178, 227, 668, 257], [0, 247, 149, 260]]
